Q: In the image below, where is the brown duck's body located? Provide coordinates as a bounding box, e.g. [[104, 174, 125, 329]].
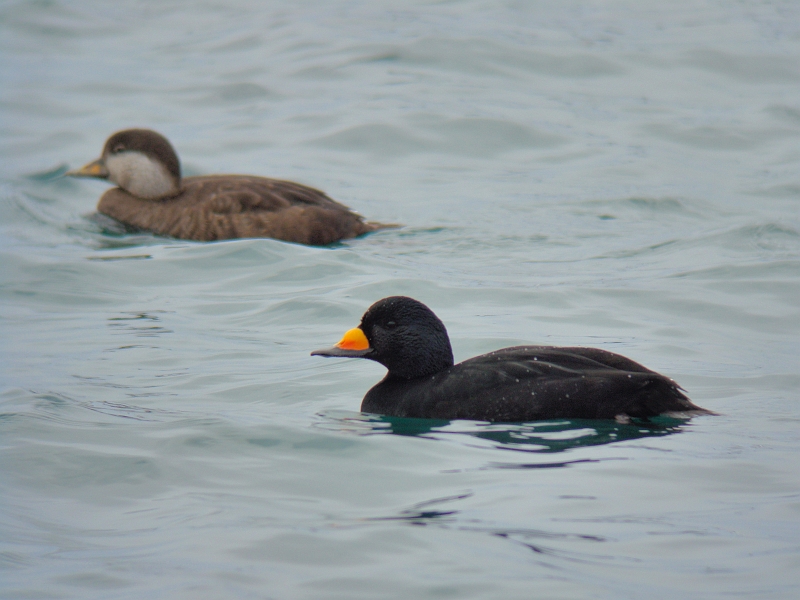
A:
[[68, 129, 392, 245], [98, 175, 385, 245]]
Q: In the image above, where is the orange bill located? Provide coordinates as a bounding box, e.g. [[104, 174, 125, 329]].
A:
[[311, 327, 372, 358], [335, 328, 369, 351]]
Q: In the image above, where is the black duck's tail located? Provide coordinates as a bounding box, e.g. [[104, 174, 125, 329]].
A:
[[625, 377, 714, 420]]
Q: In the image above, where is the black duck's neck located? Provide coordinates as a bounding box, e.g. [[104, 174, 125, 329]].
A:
[[382, 333, 454, 380]]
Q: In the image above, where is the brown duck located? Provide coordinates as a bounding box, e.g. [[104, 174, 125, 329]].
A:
[[67, 129, 392, 245]]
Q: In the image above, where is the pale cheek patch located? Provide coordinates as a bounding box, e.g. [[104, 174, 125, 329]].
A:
[[106, 152, 177, 200]]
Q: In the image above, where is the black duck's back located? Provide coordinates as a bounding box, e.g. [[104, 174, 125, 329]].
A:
[[362, 346, 704, 422]]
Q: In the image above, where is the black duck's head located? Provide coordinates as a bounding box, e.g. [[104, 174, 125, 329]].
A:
[[67, 129, 182, 200], [312, 296, 455, 380]]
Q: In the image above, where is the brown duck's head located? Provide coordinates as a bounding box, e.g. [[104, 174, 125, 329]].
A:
[[67, 129, 182, 200]]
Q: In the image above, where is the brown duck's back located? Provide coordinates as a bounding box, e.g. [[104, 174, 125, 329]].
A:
[[97, 175, 387, 245]]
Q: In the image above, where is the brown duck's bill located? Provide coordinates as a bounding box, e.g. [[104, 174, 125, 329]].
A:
[[311, 327, 372, 358], [65, 158, 109, 179]]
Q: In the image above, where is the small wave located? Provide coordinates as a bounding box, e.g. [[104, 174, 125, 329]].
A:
[[684, 49, 800, 84], [312, 117, 563, 158], [579, 196, 702, 218], [643, 122, 791, 150], [176, 82, 272, 107], [25, 164, 70, 181], [683, 223, 800, 257], [353, 37, 624, 79]]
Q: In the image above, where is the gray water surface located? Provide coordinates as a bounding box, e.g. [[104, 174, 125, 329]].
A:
[[2, 1, 800, 599]]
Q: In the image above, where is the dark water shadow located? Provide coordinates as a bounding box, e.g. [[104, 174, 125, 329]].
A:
[[365, 492, 471, 525], [317, 411, 691, 458], [353, 490, 610, 563]]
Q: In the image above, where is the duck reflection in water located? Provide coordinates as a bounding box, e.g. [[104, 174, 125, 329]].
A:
[[318, 411, 694, 458]]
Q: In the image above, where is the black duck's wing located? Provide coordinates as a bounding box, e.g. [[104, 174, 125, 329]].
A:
[[363, 346, 705, 422]]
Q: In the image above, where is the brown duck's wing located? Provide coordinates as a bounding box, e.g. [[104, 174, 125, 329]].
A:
[[96, 175, 389, 244], [181, 175, 352, 212]]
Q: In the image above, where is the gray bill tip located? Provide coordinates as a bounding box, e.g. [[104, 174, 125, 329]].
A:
[[311, 346, 371, 358]]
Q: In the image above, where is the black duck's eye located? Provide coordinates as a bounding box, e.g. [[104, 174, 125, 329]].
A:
[[385, 321, 397, 329]]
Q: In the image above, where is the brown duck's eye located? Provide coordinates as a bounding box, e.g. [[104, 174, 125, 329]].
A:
[[112, 144, 126, 154]]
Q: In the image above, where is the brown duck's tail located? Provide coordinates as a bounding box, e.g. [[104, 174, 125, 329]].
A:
[[362, 221, 402, 233]]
